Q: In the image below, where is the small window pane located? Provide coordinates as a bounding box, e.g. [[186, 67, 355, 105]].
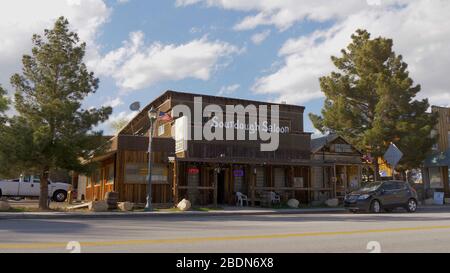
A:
[[429, 167, 443, 189]]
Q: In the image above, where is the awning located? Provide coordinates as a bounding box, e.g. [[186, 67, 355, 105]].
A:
[[424, 149, 450, 167]]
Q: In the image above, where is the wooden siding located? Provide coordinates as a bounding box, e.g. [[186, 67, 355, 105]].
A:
[[432, 106, 450, 152]]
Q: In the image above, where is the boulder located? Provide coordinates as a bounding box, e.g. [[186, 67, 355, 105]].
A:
[[424, 198, 434, 206], [0, 201, 11, 211], [287, 199, 299, 208], [88, 201, 108, 212], [118, 202, 134, 212], [177, 199, 192, 211], [325, 198, 339, 207]]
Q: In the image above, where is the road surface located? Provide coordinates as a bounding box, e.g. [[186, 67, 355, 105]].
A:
[[1, 211, 450, 253]]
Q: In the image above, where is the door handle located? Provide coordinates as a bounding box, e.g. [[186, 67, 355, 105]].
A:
[[31, 184, 34, 187]]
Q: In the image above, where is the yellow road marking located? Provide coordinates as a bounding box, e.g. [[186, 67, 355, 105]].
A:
[[2, 225, 450, 250]]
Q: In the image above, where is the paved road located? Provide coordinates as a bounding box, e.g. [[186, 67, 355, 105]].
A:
[[1, 211, 450, 253]]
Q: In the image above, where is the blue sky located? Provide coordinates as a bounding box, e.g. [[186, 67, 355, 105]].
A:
[[89, 0, 331, 134], [1, 0, 449, 135]]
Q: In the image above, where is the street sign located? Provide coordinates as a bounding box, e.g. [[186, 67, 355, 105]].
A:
[[383, 143, 403, 168]]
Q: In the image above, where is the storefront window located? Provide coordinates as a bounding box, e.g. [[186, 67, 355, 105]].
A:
[[124, 163, 168, 184], [429, 167, 443, 189], [94, 169, 101, 186], [447, 131, 450, 148], [106, 164, 114, 184]]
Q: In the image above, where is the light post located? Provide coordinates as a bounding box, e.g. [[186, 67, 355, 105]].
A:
[[145, 107, 158, 211]]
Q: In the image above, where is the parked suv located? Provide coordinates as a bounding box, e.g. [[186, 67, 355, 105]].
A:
[[344, 180, 418, 213]]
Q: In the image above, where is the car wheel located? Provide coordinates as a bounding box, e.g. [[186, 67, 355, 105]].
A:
[[53, 190, 67, 203], [406, 199, 418, 213], [370, 200, 382, 213]]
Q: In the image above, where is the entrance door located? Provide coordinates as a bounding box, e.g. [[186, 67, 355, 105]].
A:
[[217, 170, 226, 204]]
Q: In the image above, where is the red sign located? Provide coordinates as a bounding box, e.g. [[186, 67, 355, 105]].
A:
[[188, 167, 200, 175]]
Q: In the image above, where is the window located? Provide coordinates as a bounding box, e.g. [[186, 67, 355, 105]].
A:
[[94, 169, 101, 186], [158, 124, 165, 136], [382, 182, 396, 191], [394, 182, 407, 190], [106, 164, 114, 184], [429, 167, 443, 189], [448, 131, 450, 148], [333, 144, 352, 153]]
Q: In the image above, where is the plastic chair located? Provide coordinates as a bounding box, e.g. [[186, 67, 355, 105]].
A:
[[270, 192, 281, 205], [236, 192, 249, 207]]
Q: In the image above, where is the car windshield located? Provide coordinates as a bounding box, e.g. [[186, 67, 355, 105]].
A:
[[358, 182, 382, 192]]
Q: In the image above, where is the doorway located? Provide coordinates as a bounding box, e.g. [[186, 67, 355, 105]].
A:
[[217, 170, 226, 204]]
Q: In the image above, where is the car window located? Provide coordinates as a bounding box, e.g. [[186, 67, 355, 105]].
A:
[[381, 182, 396, 191], [23, 176, 30, 183], [33, 179, 40, 183], [394, 182, 407, 190]]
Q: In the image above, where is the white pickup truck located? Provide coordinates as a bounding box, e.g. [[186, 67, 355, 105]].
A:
[[0, 175, 70, 202]]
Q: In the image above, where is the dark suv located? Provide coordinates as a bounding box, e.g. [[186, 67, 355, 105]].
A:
[[344, 180, 418, 213]]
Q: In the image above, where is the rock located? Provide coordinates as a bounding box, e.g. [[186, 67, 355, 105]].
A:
[[287, 199, 299, 208], [88, 201, 108, 212], [177, 199, 192, 211], [424, 198, 434, 206], [0, 201, 11, 211], [118, 202, 134, 212], [325, 198, 339, 207]]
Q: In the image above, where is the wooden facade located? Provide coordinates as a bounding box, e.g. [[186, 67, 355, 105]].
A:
[[423, 106, 450, 197], [79, 90, 360, 207], [311, 134, 363, 204]]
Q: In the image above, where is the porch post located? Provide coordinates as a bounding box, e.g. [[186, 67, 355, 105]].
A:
[[251, 165, 256, 207], [213, 165, 218, 208], [173, 160, 179, 205]]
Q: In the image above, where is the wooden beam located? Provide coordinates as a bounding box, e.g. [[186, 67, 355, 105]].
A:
[[173, 160, 179, 205], [251, 165, 256, 207], [213, 166, 218, 208]]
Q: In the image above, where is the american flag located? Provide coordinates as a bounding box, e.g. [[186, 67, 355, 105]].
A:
[[158, 111, 173, 122]]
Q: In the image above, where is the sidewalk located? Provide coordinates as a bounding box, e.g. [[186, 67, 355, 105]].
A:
[[1, 205, 450, 220]]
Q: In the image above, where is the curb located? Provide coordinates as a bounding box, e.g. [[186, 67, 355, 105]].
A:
[[0, 208, 346, 220]]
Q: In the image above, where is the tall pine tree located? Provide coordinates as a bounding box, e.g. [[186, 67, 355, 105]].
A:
[[8, 17, 112, 209], [310, 29, 437, 176]]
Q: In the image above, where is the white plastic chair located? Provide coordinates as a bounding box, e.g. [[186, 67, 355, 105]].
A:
[[236, 192, 248, 207], [270, 192, 281, 205]]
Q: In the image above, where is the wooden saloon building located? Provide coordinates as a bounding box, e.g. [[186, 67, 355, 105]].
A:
[[78, 90, 361, 207]]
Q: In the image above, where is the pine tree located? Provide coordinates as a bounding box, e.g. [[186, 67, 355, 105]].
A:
[[310, 29, 437, 176], [7, 17, 112, 209]]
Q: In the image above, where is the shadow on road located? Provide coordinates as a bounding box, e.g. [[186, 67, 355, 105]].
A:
[[0, 220, 89, 234]]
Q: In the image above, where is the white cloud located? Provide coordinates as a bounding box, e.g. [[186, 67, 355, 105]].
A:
[[251, 30, 271, 45], [252, 0, 450, 106], [217, 84, 240, 96], [102, 97, 124, 108], [176, 0, 382, 31], [92, 32, 240, 91], [103, 110, 137, 134], [0, 0, 111, 87]]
